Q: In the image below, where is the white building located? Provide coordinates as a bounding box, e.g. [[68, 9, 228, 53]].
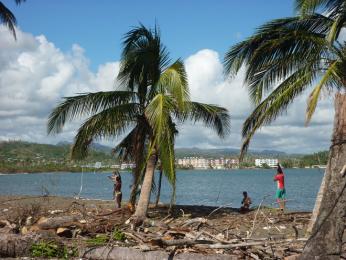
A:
[[176, 157, 240, 169], [255, 158, 278, 168]]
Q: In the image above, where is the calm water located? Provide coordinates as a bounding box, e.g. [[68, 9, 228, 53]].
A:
[[0, 169, 324, 211]]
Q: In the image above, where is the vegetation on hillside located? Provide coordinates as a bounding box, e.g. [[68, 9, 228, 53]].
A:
[[0, 140, 116, 173]]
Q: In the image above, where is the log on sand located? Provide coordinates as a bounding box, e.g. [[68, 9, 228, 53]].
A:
[[36, 216, 80, 229], [82, 246, 237, 260], [0, 233, 41, 257]]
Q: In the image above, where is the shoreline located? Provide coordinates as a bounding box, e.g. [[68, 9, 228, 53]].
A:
[[0, 167, 322, 175]]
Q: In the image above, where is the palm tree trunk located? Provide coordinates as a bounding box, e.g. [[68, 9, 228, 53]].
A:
[[306, 171, 326, 233], [301, 92, 346, 259], [155, 167, 163, 207], [133, 151, 157, 221], [128, 171, 140, 210], [128, 133, 145, 210]]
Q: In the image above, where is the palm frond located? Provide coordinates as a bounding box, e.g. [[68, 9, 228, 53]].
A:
[[240, 69, 316, 160], [0, 2, 17, 39], [225, 15, 332, 104], [295, 0, 344, 16], [71, 103, 139, 159], [186, 102, 231, 138], [327, 15, 344, 43], [306, 60, 340, 124], [118, 24, 170, 98], [47, 91, 136, 134], [145, 94, 175, 143], [156, 59, 190, 109], [14, 0, 26, 4]]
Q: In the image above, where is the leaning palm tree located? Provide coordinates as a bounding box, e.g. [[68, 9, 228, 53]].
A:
[[48, 24, 230, 224], [0, 0, 25, 40], [224, 1, 346, 258]]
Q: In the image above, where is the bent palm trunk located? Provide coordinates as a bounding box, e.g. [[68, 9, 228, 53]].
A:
[[128, 134, 145, 210], [301, 93, 346, 259], [133, 151, 157, 222]]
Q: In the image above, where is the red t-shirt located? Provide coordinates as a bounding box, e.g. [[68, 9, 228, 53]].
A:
[[274, 173, 285, 189]]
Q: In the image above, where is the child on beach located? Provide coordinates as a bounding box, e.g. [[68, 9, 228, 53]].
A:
[[108, 171, 122, 208], [274, 165, 286, 211], [240, 191, 252, 213]]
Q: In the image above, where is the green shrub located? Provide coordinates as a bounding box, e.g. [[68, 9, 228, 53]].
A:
[[86, 234, 109, 246], [112, 229, 126, 241], [30, 241, 77, 259]]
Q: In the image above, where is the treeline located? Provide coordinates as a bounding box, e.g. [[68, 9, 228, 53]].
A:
[[280, 151, 329, 168], [0, 161, 115, 174]]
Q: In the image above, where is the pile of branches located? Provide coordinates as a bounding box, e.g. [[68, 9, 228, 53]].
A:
[[0, 201, 310, 259]]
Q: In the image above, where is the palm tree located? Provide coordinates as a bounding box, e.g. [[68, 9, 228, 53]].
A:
[[0, 0, 25, 40], [224, 0, 346, 258], [48, 24, 230, 223]]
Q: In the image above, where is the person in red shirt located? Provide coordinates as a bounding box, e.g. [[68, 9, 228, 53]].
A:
[[274, 165, 285, 211]]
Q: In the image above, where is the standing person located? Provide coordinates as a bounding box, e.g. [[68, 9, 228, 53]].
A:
[[108, 170, 122, 208], [274, 165, 285, 211]]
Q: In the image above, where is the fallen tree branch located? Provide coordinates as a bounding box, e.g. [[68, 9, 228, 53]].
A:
[[248, 195, 270, 238], [95, 208, 124, 217], [182, 218, 207, 227], [150, 238, 214, 247], [207, 203, 232, 218], [195, 238, 308, 249]]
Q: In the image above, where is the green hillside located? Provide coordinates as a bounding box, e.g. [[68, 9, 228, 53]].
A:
[[0, 141, 114, 161], [0, 141, 116, 173]]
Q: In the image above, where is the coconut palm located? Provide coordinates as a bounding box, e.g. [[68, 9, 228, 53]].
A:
[[48, 24, 230, 223], [0, 0, 25, 40], [224, 1, 346, 258]]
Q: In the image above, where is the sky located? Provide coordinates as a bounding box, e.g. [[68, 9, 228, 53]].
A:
[[0, 0, 335, 154]]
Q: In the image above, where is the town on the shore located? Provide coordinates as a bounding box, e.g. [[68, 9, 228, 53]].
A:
[[108, 157, 327, 170]]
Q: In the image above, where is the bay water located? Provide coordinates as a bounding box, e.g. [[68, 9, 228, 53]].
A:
[[0, 169, 323, 211]]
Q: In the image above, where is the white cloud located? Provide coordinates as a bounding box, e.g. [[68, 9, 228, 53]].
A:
[[0, 28, 335, 153], [0, 27, 119, 144]]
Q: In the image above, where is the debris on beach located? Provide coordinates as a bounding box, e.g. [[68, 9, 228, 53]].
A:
[[0, 196, 311, 259]]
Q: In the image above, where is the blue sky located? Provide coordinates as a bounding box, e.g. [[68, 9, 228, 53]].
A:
[[0, 0, 334, 153], [6, 0, 294, 70]]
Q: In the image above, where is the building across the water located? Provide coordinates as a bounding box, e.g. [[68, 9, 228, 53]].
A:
[[255, 158, 278, 168], [177, 157, 239, 169]]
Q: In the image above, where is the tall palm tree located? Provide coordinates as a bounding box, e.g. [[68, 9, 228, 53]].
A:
[[0, 0, 25, 40], [48, 24, 230, 223], [224, 1, 346, 258]]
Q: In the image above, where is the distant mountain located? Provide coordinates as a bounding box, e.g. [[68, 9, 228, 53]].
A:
[[56, 141, 112, 154], [0, 141, 294, 163]]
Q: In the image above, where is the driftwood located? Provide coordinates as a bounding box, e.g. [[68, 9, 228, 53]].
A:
[[0, 220, 16, 234], [0, 233, 41, 257], [82, 246, 237, 260], [182, 217, 208, 227], [195, 238, 308, 249], [150, 238, 214, 247], [36, 216, 81, 229], [96, 208, 124, 217]]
